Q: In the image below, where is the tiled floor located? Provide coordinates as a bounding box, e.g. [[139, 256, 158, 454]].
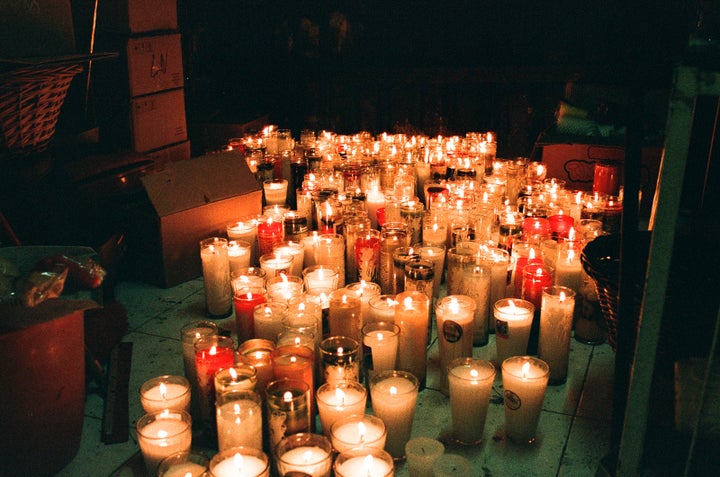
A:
[[55, 277, 614, 477]]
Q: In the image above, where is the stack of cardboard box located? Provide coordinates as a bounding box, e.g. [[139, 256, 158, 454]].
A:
[[95, 0, 190, 165]]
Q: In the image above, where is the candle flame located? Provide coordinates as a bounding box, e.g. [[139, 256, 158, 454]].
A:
[[229, 367, 238, 381], [283, 391, 293, 402], [507, 300, 517, 313], [159, 382, 167, 400], [335, 387, 346, 405], [390, 386, 398, 396], [568, 227, 576, 241], [522, 361, 531, 378], [209, 345, 218, 356], [303, 450, 313, 463], [293, 338, 301, 347], [337, 346, 345, 355], [403, 296, 414, 310], [280, 273, 289, 283], [449, 297, 460, 313], [364, 455, 374, 470], [358, 422, 367, 442], [470, 369, 479, 379], [528, 248, 536, 260], [376, 332, 384, 341], [233, 453, 244, 469], [560, 291, 567, 302], [233, 403, 241, 414], [157, 430, 169, 438]]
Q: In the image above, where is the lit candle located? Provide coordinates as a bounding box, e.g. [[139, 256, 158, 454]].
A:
[[447, 358, 496, 444], [199, 237, 232, 318], [265, 274, 304, 303], [394, 291, 430, 386], [136, 410, 192, 477], [228, 240, 252, 274], [361, 321, 400, 376], [179, 320, 218, 420], [548, 213, 575, 241], [334, 449, 394, 477], [458, 264, 492, 347], [520, 263, 554, 355], [265, 379, 312, 449], [252, 302, 287, 342], [157, 451, 208, 477], [314, 233, 346, 288], [538, 286, 576, 385], [369, 370, 420, 459], [194, 336, 236, 430], [330, 414, 387, 454], [259, 252, 294, 278], [227, 216, 260, 266], [478, 246, 511, 333], [230, 267, 267, 295], [215, 390, 263, 451], [365, 186, 386, 230], [207, 448, 270, 477], [271, 344, 315, 413], [263, 178, 288, 206], [405, 437, 445, 477], [233, 290, 267, 343], [273, 241, 305, 277], [494, 298, 534, 364], [344, 280, 381, 327], [139, 375, 191, 414], [367, 295, 397, 323], [319, 335, 361, 386], [328, 289, 362, 343], [316, 381, 367, 436], [275, 433, 333, 477], [501, 356, 550, 444], [416, 245, 446, 299], [353, 230, 382, 283], [213, 364, 257, 397], [554, 243, 582, 294], [257, 218, 283, 257], [237, 339, 275, 396], [435, 295, 476, 393], [303, 264, 340, 291]]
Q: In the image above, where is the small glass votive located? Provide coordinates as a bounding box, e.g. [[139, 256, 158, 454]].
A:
[[447, 358, 496, 445], [265, 274, 304, 303], [139, 375, 191, 414], [237, 339, 276, 396], [334, 447, 394, 477], [227, 215, 261, 267], [316, 380, 367, 436], [259, 252, 294, 278], [319, 335, 361, 386], [265, 378, 312, 450], [157, 450, 209, 477], [330, 413, 387, 454], [263, 178, 289, 206], [215, 389, 263, 452], [501, 355, 550, 444], [273, 240, 305, 277], [207, 446, 270, 477], [405, 437, 445, 477], [231, 267, 267, 295], [274, 433, 333, 477], [136, 410, 192, 477]]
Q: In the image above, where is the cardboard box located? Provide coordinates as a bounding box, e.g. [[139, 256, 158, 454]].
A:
[[99, 0, 178, 35], [146, 140, 192, 166], [130, 88, 188, 153], [0, 0, 75, 59], [136, 151, 262, 287], [127, 33, 184, 97]]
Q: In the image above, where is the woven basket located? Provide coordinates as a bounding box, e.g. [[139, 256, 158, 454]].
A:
[[580, 232, 650, 351], [0, 63, 83, 158]]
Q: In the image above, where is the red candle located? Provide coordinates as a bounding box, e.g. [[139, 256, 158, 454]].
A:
[[522, 217, 551, 242], [593, 161, 621, 196], [513, 246, 544, 298], [272, 344, 316, 419], [521, 263, 554, 310], [257, 219, 283, 256], [548, 214, 575, 241], [233, 291, 267, 343], [354, 232, 382, 283], [194, 335, 235, 427]]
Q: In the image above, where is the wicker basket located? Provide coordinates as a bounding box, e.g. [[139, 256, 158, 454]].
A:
[[0, 63, 83, 158], [580, 232, 650, 351]]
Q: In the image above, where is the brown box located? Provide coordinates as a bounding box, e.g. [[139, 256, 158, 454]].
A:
[[99, 0, 178, 35], [145, 140, 191, 166], [130, 88, 187, 153], [127, 33, 184, 97], [137, 151, 262, 287]]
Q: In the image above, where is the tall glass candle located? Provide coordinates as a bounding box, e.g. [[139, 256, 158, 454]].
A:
[[237, 339, 275, 397], [303, 264, 340, 291], [265, 274, 304, 303], [194, 335, 236, 431], [344, 215, 372, 283], [314, 233, 346, 288], [494, 298, 534, 364], [316, 380, 368, 436], [354, 229, 382, 283], [379, 223, 409, 294], [265, 378, 312, 450], [271, 343, 315, 416], [259, 252, 293, 278], [392, 246, 420, 295], [200, 237, 232, 318], [447, 358, 496, 444], [416, 245, 446, 299], [253, 301, 287, 342], [362, 321, 400, 378], [369, 370, 420, 460], [501, 356, 550, 444], [227, 239, 252, 275], [344, 280, 381, 327], [215, 390, 263, 451], [263, 178, 288, 206], [257, 217, 284, 257], [435, 295, 476, 393], [538, 286, 576, 385], [320, 335, 361, 385], [458, 264, 491, 346], [231, 267, 267, 295], [328, 289, 363, 344], [180, 321, 218, 423], [394, 291, 430, 387], [227, 216, 260, 267], [520, 263, 554, 355], [233, 289, 267, 343]]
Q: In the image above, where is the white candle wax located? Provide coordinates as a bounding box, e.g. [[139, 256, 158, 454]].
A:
[[336, 455, 393, 477], [394, 292, 429, 385], [448, 360, 496, 444], [216, 399, 263, 451], [263, 179, 288, 205], [228, 241, 252, 274], [494, 300, 534, 364], [435, 296, 475, 392], [140, 381, 190, 414], [331, 420, 387, 454], [362, 329, 398, 373], [538, 287, 576, 384], [274, 243, 305, 277], [316, 386, 367, 436], [365, 188, 386, 229], [211, 453, 269, 477], [432, 454, 473, 477], [200, 239, 232, 317], [370, 374, 419, 459], [161, 461, 206, 477], [253, 303, 286, 342], [417, 246, 445, 299], [227, 220, 259, 266], [422, 221, 447, 247], [501, 356, 550, 444], [277, 446, 332, 477], [303, 268, 338, 291], [137, 416, 192, 476], [554, 248, 582, 293], [405, 437, 445, 477]]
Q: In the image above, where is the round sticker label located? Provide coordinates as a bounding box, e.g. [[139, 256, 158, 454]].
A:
[[504, 389, 521, 410], [442, 320, 463, 343]]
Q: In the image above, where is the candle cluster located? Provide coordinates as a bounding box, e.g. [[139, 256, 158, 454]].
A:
[[139, 126, 617, 475]]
